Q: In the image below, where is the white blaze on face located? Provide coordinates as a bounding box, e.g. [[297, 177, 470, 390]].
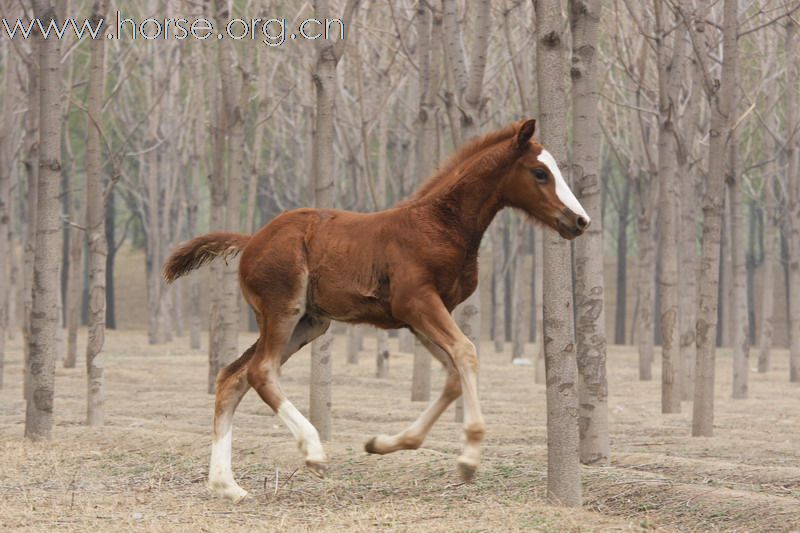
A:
[[537, 150, 590, 222]]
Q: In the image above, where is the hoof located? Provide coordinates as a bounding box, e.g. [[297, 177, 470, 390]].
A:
[[364, 436, 379, 454], [209, 483, 249, 503], [457, 459, 478, 483], [306, 460, 328, 479]]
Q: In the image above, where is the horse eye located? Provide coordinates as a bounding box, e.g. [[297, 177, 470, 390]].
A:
[[532, 169, 549, 184]]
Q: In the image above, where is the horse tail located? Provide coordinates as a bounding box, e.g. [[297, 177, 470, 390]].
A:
[[163, 232, 251, 283]]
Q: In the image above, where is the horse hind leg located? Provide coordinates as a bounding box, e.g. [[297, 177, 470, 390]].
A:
[[248, 313, 331, 478], [209, 342, 255, 502]]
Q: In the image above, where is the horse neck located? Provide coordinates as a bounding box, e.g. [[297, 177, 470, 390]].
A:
[[422, 150, 512, 246]]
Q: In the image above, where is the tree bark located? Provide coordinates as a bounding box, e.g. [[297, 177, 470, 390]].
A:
[[64, 196, 83, 369], [570, 0, 609, 465], [534, 0, 582, 506], [0, 42, 15, 389], [216, 0, 246, 375], [729, 109, 749, 398], [533, 228, 546, 384], [785, 17, 800, 383], [692, 0, 738, 437], [309, 0, 358, 441], [758, 148, 778, 373], [84, 0, 108, 426], [614, 178, 630, 345], [442, 1, 491, 414], [411, 0, 441, 395], [26, 0, 63, 440], [492, 217, 507, 354], [22, 35, 40, 401], [655, 0, 686, 413], [512, 225, 531, 361]]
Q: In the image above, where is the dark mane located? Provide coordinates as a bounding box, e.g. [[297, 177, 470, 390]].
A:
[[403, 121, 522, 204]]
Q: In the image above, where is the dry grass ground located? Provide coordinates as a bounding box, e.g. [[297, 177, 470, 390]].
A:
[[1, 330, 798, 532]]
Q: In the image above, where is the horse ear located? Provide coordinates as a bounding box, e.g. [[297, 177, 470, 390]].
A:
[[516, 119, 536, 149]]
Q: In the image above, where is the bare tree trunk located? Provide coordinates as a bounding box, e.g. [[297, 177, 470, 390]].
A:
[[758, 154, 778, 373], [0, 44, 13, 389], [512, 225, 531, 361], [614, 178, 630, 345], [534, 228, 546, 384], [692, 0, 738, 437], [785, 17, 800, 383], [216, 1, 246, 374], [64, 191, 83, 368], [309, 0, 357, 441], [729, 112, 749, 398], [492, 217, 506, 354], [84, 0, 108, 426], [636, 195, 656, 381], [346, 325, 363, 365], [443, 1, 491, 414], [207, 65, 225, 392], [376, 331, 390, 378], [22, 39, 40, 400], [534, 0, 582, 506], [185, 100, 203, 350], [655, 0, 686, 413], [570, 0, 609, 465], [411, 0, 441, 398], [678, 57, 700, 399], [26, 0, 63, 439]]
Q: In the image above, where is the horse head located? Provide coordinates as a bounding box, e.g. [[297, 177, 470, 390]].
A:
[[502, 119, 591, 240]]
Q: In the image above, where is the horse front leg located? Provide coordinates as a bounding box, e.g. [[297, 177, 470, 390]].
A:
[[384, 292, 486, 482], [365, 334, 462, 454]]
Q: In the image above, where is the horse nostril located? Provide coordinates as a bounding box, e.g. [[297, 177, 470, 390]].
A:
[[576, 216, 590, 231]]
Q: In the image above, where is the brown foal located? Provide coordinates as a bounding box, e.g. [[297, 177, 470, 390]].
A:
[[164, 119, 590, 501]]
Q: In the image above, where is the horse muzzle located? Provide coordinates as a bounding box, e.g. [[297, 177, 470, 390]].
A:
[[556, 211, 590, 240]]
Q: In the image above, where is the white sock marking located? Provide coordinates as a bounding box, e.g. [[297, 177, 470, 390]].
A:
[[277, 400, 326, 463], [209, 426, 234, 486], [538, 149, 590, 221]]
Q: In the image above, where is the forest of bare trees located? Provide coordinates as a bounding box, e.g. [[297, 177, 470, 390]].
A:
[[1, 0, 799, 529]]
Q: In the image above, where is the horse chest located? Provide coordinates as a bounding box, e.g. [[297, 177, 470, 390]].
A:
[[437, 257, 479, 310]]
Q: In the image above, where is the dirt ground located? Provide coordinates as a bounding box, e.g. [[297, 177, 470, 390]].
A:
[[1, 330, 798, 532]]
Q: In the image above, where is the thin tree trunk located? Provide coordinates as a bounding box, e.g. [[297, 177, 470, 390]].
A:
[[636, 195, 656, 381], [104, 190, 116, 329], [64, 193, 83, 368], [729, 111, 749, 398], [655, 0, 686, 413], [207, 15, 227, 392], [692, 0, 738, 437], [309, 0, 357, 441], [534, 228, 546, 384], [85, 0, 108, 426], [26, 0, 63, 440], [346, 325, 363, 365], [614, 178, 630, 345], [534, 0, 582, 506], [0, 43, 13, 389], [411, 0, 441, 398], [492, 217, 506, 354], [570, 0, 609, 465], [785, 16, 800, 383], [22, 39, 40, 400], [512, 225, 531, 361], [758, 155, 778, 373], [216, 3, 246, 374]]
